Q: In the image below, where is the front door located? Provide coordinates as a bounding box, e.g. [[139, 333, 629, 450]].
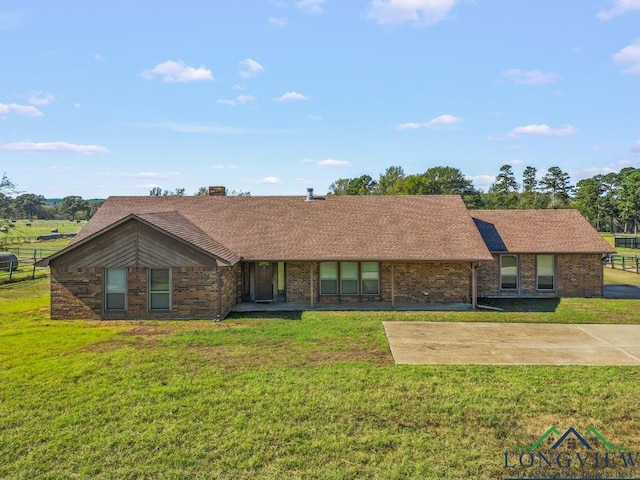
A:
[[255, 262, 274, 301]]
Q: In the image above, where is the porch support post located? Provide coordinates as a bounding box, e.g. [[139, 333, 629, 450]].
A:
[[471, 262, 478, 309], [390, 264, 395, 308], [309, 262, 317, 309]]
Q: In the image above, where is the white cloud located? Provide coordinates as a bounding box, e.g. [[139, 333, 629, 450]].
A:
[[631, 140, 640, 156], [240, 58, 265, 78], [597, 0, 640, 20], [613, 40, 640, 74], [217, 94, 257, 106], [317, 159, 350, 168], [27, 91, 56, 106], [0, 102, 44, 118], [211, 164, 239, 169], [141, 60, 214, 83], [295, 178, 314, 185], [508, 124, 578, 138], [297, 0, 325, 14], [367, 0, 458, 26], [131, 121, 289, 135], [273, 91, 309, 102], [426, 114, 461, 127], [394, 114, 462, 130], [268, 16, 289, 26], [74, 102, 81, 109], [502, 68, 558, 85], [466, 175, 494, 191], [308, 114, 323, 121], [94, 53, 104, 61], [237, 94, 256, 104], [394, 122, 423, 130], [255, 176, 283, 184], [0, 141, 109, 154]]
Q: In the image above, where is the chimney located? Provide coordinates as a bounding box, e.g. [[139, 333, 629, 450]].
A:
[[306, 188, 314, 201], [208, 186, 226, 196]]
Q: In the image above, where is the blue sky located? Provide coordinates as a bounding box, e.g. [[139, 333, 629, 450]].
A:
[[1, 0, 639, 198]]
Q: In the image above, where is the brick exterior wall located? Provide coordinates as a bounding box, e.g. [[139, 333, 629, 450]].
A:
[[477, 254, 604, 298], [51, 265, 237, 320], [283, 261, 472, 305]]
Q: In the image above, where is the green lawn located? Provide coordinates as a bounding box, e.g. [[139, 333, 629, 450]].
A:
[[1, 279, 640, 479]]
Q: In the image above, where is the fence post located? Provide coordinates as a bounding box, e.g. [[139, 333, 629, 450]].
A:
[[32, 250, 37, 279], [622, 256, 626, 271], [9, 260, 13, 281], [611, 254, 615, 269]]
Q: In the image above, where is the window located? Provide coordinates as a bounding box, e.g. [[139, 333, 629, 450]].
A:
[[500, 255, 518, 290], [537, 255, 555, 290], [341, 262, 359, 294], [105, 268, 126, 310], [320, 262, 338, 295], [149, 268, 171, 310], [319, 261, 379, 296], [361, 262, 380, 295]]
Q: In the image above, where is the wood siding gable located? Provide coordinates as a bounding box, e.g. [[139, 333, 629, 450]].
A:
[[50, 218, 219, 268]]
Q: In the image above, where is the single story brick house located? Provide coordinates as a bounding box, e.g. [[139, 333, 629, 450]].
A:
[[38, 188, 614, 320]]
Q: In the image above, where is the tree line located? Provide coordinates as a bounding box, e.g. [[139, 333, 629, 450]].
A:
[[0, 174, 104, 221], [328, 165, 640, 234], [2, 166, 639, 233]]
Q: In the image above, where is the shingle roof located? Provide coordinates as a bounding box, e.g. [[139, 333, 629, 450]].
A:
[[135, 212, 240, 264], [70, 195, 495, 262], [470, 209, 615, 254]]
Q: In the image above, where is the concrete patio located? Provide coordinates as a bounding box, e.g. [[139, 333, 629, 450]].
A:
[[383, 322, 640, 365]]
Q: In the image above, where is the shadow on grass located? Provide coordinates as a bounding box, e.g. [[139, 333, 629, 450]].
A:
[[478, 297, 561, 312], [225, 311, 303, 321]]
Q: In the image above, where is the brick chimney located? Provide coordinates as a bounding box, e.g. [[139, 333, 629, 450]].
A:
[[208, 186, 226, 196]]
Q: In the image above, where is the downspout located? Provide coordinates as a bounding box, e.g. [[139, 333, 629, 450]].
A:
[[216, 268, 223, 321]]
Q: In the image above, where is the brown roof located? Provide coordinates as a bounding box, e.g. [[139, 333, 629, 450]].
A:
[[470, 209, 615, 254], [70, 195, 494, 262]]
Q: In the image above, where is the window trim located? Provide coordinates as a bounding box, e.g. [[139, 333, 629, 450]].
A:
[[360, 261, 380, 295], [149, 267, 171, 311], [319, 261, 338, 295], [105, 268, 127, 311], [499, 255, 518, 291], [536, 254, 556, 291], [340, 261, 359, 295]]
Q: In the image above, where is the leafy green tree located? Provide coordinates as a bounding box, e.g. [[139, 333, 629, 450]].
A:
[[620, 168, 640, 233], [150, 187, 186, 196], [488, 164, 519, 208], [14, 193, 45, 219], [573, 177, 604, 230], [376, 166, 405, 194], [59, 196, 89, 221], [540, 166, 573, 209], [195, 187, 209, 196], [600, 173, 621, 233], [329, 176, 377, 195]]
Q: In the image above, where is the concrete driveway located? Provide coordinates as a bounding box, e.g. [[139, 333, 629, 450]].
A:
[[383, 322, 640, 365]]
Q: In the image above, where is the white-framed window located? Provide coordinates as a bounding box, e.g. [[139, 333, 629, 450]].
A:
[[319, 261, 380, 296], [105, 268, 127, 310], [340, 262, 359, 294], [320, 262, 338, 295], [149, 268, 171, 310], [500, 255, 518, 290], [361, 262, 380, 295], [537, 255, 555, 290]]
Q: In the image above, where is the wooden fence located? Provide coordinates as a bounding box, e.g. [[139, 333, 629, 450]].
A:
[[0, 249, 57, 284], [604, 254, 640, 274]]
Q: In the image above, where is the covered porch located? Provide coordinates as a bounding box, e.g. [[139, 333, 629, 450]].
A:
[[230, 301, 473, 313]]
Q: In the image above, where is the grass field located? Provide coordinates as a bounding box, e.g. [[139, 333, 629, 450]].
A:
[[1, 278, 640, 479]]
